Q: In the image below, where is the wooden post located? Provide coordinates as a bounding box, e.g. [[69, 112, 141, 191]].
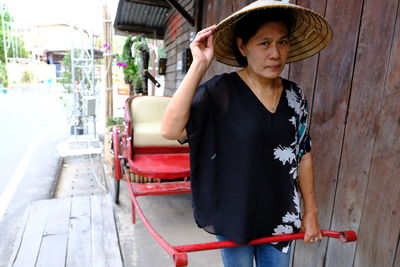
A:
[[103, 3, 113, 120]]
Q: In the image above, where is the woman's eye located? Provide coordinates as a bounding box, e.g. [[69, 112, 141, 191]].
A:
[[259, 42, 270, 46], [280, 40, 289, 45]]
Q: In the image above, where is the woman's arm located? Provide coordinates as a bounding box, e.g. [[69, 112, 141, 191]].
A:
[[298, 152, 322, 243], [161, 25, 216, 140]]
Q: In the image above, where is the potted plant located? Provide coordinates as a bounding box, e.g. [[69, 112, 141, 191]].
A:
[[116, 36, 148, 95], [133, 36, 149, 95]]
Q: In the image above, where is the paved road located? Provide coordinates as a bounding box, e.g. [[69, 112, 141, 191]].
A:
[[0, 85, 69, 266]]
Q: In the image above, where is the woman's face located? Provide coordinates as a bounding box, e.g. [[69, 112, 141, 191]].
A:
[[237, 21, 290, 79]]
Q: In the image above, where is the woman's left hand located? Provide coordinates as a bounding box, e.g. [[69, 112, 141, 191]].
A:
[[300, 212, 322, 244]]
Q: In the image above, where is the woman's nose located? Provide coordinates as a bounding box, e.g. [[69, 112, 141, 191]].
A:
[[270, 44, 281, 59]]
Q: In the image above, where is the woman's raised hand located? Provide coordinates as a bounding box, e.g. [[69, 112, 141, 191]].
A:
[[190, 25, 217, 68]]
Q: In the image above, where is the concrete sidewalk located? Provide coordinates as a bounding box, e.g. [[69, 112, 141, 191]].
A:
[[55, 136, 223, 267]]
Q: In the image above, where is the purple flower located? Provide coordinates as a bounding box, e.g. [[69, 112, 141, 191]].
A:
[[102, 43, 111, 51], [116, 62, 128, 68]]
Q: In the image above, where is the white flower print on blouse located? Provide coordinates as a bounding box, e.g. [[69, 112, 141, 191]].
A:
[[282, 245, 290, 253], [289, 167, 297, 180], [272, 189, 301, 253], [286, 88, 301, 115], [289, 116, 296, 127], [273, 146, 296, 165], [271, 83, 307, 253], [273, 224, 293, 236]]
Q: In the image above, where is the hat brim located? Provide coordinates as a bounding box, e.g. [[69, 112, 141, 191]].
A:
[[213, 2, 333, 66]]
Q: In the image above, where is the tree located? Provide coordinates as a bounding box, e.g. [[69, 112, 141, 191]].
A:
[[59, 53, 73, 93], [0, 4, 29, 85]]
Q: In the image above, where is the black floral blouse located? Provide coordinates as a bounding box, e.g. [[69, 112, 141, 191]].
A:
[[185, 72, 312, 253]]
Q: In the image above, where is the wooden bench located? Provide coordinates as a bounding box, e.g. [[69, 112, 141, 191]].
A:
[[8, 194, 123, 267]]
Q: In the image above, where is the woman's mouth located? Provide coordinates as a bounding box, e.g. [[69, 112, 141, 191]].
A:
[[266, 64, 281, 70]]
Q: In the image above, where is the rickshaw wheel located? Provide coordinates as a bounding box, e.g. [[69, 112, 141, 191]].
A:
[[112, 126, 123, 204], [114, 178, 120, 204]]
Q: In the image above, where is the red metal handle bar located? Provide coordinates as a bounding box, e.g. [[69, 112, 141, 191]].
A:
[[171, 230, 356, 266], [174, 230, 357, 253], [126, 173, 180, 258], [126, 176, 357, 266]]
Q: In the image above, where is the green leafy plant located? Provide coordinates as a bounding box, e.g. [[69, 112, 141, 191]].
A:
[[1, 4, 29, 86], [106, 117, 124, 127], [116, 36, 148, 92], [116, 36, 139, 85], [59, 53, 73, 93], [0, 62, 7, 86]]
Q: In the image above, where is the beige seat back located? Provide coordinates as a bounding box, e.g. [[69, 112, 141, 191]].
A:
[[130, 96, 184, 147]]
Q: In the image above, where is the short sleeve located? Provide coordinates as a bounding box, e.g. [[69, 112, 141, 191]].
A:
[[174, 84, 210, 145], [298, 95, 312, 160], [185, 81, 218, 229]]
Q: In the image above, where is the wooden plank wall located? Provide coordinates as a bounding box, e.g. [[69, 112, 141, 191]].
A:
[[200, 0, 252, 81], [163, 0, 195, 96], [165, 0, 400, 266], [204, 0, 400, 266], [350, 1, 400, 266], [292, 0, 362, 266]]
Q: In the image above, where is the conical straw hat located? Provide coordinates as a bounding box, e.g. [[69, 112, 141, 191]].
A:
[[213, 0, 333, 66]]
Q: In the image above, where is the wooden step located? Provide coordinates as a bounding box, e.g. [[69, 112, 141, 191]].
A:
[[8, 194, 123, 267]]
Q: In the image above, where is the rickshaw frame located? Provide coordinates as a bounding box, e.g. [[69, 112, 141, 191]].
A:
[[112, 95, 357, 266]]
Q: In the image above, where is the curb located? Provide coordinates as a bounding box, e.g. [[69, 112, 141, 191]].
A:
[[50, 156, 64, 198]]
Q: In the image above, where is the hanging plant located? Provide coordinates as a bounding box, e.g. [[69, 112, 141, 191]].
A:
[[116, 36, 148, 95]]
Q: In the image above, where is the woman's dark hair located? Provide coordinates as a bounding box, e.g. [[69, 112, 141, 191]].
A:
[[233, 8, 295, 66]]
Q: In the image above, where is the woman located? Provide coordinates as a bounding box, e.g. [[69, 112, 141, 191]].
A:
[[161, 1, 332, 266]]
